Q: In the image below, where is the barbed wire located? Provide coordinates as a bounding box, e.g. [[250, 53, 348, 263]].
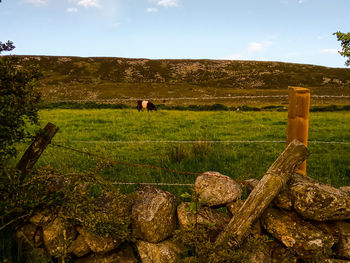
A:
[[49, 142, 202, 177], [51, 139, 350, 145], [45, 95, 350, 103]]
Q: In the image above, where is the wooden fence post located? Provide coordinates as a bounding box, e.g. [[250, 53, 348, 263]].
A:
[[287, 87, 310, 175], [214, 139, 309, 249], [17, 122, 59, 180]]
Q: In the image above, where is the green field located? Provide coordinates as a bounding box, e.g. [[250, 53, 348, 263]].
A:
[[17, 109, 350, 196]]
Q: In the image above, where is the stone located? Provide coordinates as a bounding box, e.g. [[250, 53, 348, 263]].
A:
[[68, 234, 90, 257], [29, 209, 56, 226], [177, 202, 230, 239], [290, 173, 350, 221], [340, 186, 350, 195], [261, 207, 334, 261], [334, 221, 350, 259], [136, 240, 182, 263], [273, 186, 293, 210], [269, 240, 297, 263], [76, 243, 137, 263], [131, 185, 177, 243], [42, 217, 77, 257], [195, 171, 242, 206], [241, 178, 259, 193], [77, 226, 121, 253], [16, 223, 38, 251]]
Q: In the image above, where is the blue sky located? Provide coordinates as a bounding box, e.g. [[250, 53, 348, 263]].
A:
[[1, 0, 349, 68]]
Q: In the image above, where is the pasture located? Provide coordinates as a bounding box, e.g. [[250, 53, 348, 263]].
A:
[[17, 109, 350, 196]]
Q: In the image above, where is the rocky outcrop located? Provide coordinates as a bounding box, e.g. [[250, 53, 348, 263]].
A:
[[195, 171, 242, 206], [261, 207, 334, 261], [136, 240, 183, 263], [68, 234, 90, 257], [131, 185, 177, 243]]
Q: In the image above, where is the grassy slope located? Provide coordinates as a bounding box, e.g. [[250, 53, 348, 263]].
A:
[[14, 56, 350, 106], [16, 109, 350, 197]]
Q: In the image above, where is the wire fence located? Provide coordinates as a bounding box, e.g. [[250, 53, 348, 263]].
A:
[[46, 95, 350, 103]]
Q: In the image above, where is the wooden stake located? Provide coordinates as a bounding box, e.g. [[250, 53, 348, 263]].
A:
[[287, 87, 310, 175], [17, 122, 59, 180], [214, 139, 309, 249]]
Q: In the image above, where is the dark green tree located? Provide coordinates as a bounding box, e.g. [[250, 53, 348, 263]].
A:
[[334, 31, 350, 66], [0, 42, 42, 166]]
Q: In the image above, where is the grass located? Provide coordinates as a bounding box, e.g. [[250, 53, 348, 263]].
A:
[[15, 109, 350, 197]]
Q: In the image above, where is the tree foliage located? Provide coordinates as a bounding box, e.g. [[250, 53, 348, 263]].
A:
[[0, 41, 42, 166], [334, 31, 350, 66]]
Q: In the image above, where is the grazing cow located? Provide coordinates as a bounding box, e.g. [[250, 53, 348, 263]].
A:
[[137, 100, 157, 112]]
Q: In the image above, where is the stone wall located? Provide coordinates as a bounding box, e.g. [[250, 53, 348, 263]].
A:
[[16, 171, 350, 262]]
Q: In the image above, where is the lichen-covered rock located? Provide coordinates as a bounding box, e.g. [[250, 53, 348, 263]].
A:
[[76, 243, 137, 263], [261, 207, 334, 261], [340, 186, 350, 195], [16, 223, 41, 251], [42, 217, 77, 257], [29, 209, 57, 226], [273, 186, 293, 210], [77, 226, 121, 253], [136, 240, 182, 263], [334, 221, 350, 259], [68, 234, 90, 257], [290, 174, 350, 221], [131, 185, 177, 243], [177, 202, 230, 239], [195, 171, 242, 206]]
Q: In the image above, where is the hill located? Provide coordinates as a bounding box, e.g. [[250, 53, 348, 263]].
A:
[[15, 56, 350, 106]]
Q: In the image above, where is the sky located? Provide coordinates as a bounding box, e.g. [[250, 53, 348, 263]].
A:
[[1, 0, 349, 68]]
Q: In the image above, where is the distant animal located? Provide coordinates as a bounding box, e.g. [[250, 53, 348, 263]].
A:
[[137, 100, 157, 112]]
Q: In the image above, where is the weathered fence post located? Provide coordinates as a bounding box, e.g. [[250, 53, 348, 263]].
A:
[[214, 139, 309, 249], [287, 87, 310, 175], [17, 122, 59, 180]]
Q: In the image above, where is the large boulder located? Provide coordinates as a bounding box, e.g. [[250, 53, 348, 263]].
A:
[[290, 174, 350, 221], [77, 226, 122, 253], [177, 202, 230, 239], [136, 240, 182, 263], [76, 243, 137, 263], [261, 207, 334, 261], [195, 171, 242, 206], [131, 185, 177, 243], [42, 217, 77, 257]]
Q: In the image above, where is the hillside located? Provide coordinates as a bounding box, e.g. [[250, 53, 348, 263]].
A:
[[15, 56, 350, 105]]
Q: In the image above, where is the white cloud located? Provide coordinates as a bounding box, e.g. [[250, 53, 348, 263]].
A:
[[298, 0, 304, 3], [75, 0, 101, 8], [146, 7, 158, 12], [67, 7, 78, 12], [149, 0, 180, 8], [157, 0, 179, 7], [23, 0, 47, 4], [320, 49, 339, 54], [248, 42, 264, 52], [247, 40, 274, 52]]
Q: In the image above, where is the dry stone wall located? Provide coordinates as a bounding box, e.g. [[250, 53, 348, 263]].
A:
[[16, 171, 350, 262]]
